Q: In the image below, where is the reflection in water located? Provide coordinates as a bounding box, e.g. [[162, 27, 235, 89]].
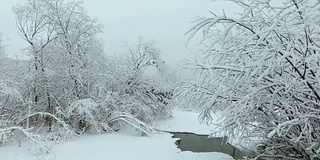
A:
[[171, 132, 243, 160]]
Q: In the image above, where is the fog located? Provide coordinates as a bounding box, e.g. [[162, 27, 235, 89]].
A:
[[0, 0, 241, 68]]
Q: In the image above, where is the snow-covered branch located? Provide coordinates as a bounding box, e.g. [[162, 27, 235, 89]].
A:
[[177, 0, 320, 159]]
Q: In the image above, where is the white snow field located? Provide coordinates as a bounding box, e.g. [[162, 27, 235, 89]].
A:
[[0, 110, 234, 160], [155, 109, 220, 134]]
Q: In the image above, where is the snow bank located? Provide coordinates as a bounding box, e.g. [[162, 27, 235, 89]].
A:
[[0, 109, 234, 160], [0, 133, 233, 160], [155, 109, 222, 135]]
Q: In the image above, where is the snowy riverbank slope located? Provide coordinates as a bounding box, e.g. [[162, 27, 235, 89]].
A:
[[0, 109, 233, 160]]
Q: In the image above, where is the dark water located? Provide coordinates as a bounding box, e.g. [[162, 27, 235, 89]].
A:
[[170, 132, 244, 160]]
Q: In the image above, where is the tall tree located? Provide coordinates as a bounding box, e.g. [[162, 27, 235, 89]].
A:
[[13, 0, 104, 132], [13, 0, 56, 130], [45, 0, 103, 100]]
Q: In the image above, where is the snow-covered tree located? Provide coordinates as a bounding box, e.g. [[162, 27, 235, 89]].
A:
[[177, 0, 320, 159], [126, 37, 163, 71], [104, 54, 173, 123], [0, 33, 72, 152], [44, 0, 103, 100], [13, 0, 57, 131], [38, 0, 105, 132], [123, 38, 173, 119], [12, 0, 106, 134]]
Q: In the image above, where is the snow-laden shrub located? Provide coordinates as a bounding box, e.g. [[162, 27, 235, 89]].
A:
[[0, 80, 73, 152], [0, 80, 25, 144], [0, 127, 52, 154], [65, 97, 157, 136], [26, 126, 73, 155], [66, 98, 109, 134], [108, 111, 156, 136], [67, 99, 95, 132], [99, 91, 160, 136]]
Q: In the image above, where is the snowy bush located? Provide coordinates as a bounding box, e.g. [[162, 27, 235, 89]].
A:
[[66, 98, 105, 134], [65, 92, 165, 136], [0, 79, 73, 154], [0, 79, 25, 144], [108, 111, 157, 136], [177, 0, 320, 159]]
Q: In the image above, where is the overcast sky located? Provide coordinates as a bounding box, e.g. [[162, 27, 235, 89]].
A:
[[0, 0, 240, 68]]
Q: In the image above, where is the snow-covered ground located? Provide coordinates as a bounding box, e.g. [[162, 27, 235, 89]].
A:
[[155, 109, 220, 134], [0, 109, 234, 160]]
